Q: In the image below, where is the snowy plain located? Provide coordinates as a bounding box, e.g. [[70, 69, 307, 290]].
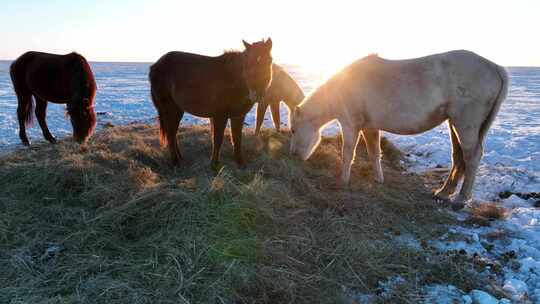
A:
[[1, 60, 539, 303]]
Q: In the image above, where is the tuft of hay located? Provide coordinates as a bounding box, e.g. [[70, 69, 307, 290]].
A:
[[470, 202, 509, 220]]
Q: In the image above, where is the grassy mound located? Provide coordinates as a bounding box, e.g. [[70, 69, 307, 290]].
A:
[[0, 124, 487, 303]]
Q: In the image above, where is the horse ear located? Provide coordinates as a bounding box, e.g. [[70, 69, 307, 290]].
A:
[[265, 38, 272, 51], [242, 40, 251, 49]]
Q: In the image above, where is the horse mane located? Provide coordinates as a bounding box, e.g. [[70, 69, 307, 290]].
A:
[[216, 50, 245, 86], [362, 53, 380, 61], [67, 52, 96, 103]]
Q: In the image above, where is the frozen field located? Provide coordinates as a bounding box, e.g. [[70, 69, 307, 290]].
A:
[[1, 60, 539, 302]]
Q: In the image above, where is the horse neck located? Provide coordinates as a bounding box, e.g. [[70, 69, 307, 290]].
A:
[[302, 86, 336, 129], [219, 52, 245, 87], [277, 71, 305, 108], [284, 81, 305, 108]]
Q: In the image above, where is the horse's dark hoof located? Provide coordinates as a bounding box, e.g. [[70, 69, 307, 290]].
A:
[[22, 140, 31, 146], [169, 156, 182, 167], [450, 200, 466, 211], [48, 137, 57, 144], [235, 159, 246, 169], [211, 161, 222, 172], [433, 192, 451, 203]]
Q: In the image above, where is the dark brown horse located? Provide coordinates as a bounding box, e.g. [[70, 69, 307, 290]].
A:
[[10, 51, 97, 145], [149, 39, 273, 167], [254, 64, 305, 135]]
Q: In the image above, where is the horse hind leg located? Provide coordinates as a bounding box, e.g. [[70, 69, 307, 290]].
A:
[[434, 121, 465, 200], [210, 116, 228, 170], [165, 108, 184, 166], [231, 115, 246, 168], [15, 92, 33, 146], [362, 128, 384, 183], [34, 96, 56, 143], [451, 124, 483, 210]]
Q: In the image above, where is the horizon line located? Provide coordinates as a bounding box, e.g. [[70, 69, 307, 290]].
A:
[[0, 59, 538, 69]]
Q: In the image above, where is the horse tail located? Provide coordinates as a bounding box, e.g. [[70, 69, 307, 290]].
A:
[[152, 89, 169, 147], [149, 66, 168, 147], [479, 64, 509, 142], [9, 56, 34, 127]]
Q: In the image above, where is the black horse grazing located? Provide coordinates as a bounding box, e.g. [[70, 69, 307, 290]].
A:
[[10, 51, 97, 145], [149, 39, 273, 167]]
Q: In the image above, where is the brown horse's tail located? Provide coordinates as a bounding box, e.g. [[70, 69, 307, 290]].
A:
[[479, 65, 509, 142], [22, 95, 34, 128], [9, 59, 34, 127], [150, 88, 168, 147]]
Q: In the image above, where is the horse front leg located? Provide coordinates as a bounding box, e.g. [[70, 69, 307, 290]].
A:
[[270, 102, 281, 132], [362, 128, 384, 183], [254, 102, 268, 136], [231, 115, 246, 168], [34, 97, 56, 143], [340, 123, 361, 186], [210, 116, 228, 170]]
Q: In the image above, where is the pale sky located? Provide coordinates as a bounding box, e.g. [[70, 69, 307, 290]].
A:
[[1, 0, 539, 73]]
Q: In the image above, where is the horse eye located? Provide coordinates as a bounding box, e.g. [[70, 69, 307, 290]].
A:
[[291, 129, 295, 134]]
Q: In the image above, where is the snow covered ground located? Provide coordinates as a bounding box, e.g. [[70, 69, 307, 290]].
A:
[[1, 60, 539, 302]]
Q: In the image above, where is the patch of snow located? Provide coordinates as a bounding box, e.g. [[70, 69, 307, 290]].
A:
[[422, 284, 469, 304], [502, 278, 528, 301], [378, 275, 406, 299], [469, 290, 499, 304]]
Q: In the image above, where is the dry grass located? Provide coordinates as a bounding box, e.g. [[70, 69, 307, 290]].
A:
[[0, 124, 489, 303]]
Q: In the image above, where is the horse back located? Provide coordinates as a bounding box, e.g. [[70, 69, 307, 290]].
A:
[[150, 51, 251, 117], [10, 51, 96, 103], [150, 51, 226, 87], [332, 51, 502, 134]]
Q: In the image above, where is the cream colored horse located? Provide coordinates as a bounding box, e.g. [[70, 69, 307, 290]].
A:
[[290, 50, 508, 209]]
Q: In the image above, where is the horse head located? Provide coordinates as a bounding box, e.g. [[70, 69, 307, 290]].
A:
[[67, 95, 96, 144], [241, 38, 273, 102]]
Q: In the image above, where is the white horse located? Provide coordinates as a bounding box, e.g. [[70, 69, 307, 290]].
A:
[[290, 50, 508, 209]]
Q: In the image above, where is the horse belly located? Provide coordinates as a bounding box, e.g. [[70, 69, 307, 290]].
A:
[[173, 88, 216, 117], [369, 102, 448, 135]]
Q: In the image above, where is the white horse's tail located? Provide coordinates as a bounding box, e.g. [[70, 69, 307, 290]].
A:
[[479, 65, 509, 142]]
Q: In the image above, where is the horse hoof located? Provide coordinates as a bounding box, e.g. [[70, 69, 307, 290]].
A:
[[211, 161, 222, 172], [451, 201, 466, 211], [337, 179, 351, 190], [433, 191, 450, 202], [170, 159, 181, 168], [48, 137, 57, 144], [22, 140, 31, 146], [236, 160, 246, 169]]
